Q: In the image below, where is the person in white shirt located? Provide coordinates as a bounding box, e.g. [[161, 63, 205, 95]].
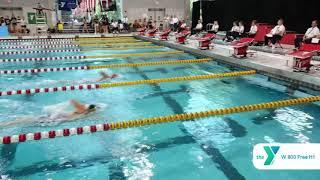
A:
[[122, 16, 129, 31], [225, 21, 240, 41], [294, 20, 320, 48], [169, 15, 174, 30], [172, 15, 179, 31], [247, 20, 258, 37], [193, 20, 203, 35], [264, 19, 286, 46], [111, 20, 119, 34], [211, 20, 219, 33]]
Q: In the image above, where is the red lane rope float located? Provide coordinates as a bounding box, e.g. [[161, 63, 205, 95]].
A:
[[0, 49, 81, 55], [0, 70, 256, 97], [0, 44, 79, 49], [1, 96, 319, 145]]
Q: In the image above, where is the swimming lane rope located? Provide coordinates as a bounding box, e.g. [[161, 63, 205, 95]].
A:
[[0, 70, 256, 97], [0, 49, 81, 55], [0, 38, 74, 42], [0, 51, 184, 63], [0, 46, 163, 55], [0, 58, 211, 74], [0, 42, 150, 49], [1, 95, 319, 144]]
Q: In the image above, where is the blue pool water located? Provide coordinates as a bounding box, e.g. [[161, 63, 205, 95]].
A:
[[0, 38, 320, 180]]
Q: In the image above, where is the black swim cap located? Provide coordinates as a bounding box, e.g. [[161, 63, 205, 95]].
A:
[[88, 104, 96, 110]]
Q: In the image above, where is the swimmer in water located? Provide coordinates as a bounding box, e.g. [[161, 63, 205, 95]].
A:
[[59, 71, 118, 84], [95, 71, 119, 82], [0, 100, 98, 128]]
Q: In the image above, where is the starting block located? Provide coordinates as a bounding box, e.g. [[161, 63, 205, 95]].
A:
[[290, 51, 314, 72], [159, 29, 171, 40], [147, 28, 158, 38], [138, 28, 147, 36], [175, 30, 190, 44], [197, 33, 215, 50], [231, 38, 255, 58]]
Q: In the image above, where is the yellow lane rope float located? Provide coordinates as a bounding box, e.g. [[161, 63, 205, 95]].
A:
[[81, 45, 164, 51], [79, 42, 152, 47], [0, 70, 256, 97], [75, 39, 138, 43], [86, 51, 183, 59], [75, 37, 134, 40], [1, 95, 319, 144], [75, 37, 134, 41], [89, 58, 212, 69], [0, 51, 184, 63], [76, 40, 141, 44], [1, 58, 212, 74]]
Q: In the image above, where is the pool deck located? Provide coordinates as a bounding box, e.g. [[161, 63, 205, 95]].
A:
[[135, 34, 320, 95]]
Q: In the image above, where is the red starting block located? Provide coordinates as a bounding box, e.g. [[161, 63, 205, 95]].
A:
[[159, 29, 171, 40], [175, 30, 190, 44], [138, 28, 147, 36], [147, 28, 158, 38], [231, 38, 255, 58], [197, 33, 216, 50], [289, 51, 314, 72]]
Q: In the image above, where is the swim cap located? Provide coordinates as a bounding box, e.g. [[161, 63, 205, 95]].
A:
[[88, 104, 96, 110]]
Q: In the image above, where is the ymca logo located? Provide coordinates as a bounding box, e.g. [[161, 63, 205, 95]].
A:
[[263, 146, 280, 165]]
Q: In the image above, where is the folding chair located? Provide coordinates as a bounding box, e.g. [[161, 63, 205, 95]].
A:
[[206, 23, 214, 33]]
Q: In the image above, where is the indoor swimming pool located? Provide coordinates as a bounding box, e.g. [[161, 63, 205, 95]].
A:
[[0, 37, 320, 180]]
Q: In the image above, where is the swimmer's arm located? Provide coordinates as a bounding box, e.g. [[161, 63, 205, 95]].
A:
[[95, 75, 110, 83], [70, 100, 86, 112]]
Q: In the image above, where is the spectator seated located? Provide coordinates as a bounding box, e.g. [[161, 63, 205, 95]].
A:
[[147, 28, 158, 38], [137, 27, 147, 35], [159, 28, 171, 40], [264, 19, 286, 49], [231, 38, 255, 58], [176, 30, 191, 44], [197, 33, 216, 50]]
